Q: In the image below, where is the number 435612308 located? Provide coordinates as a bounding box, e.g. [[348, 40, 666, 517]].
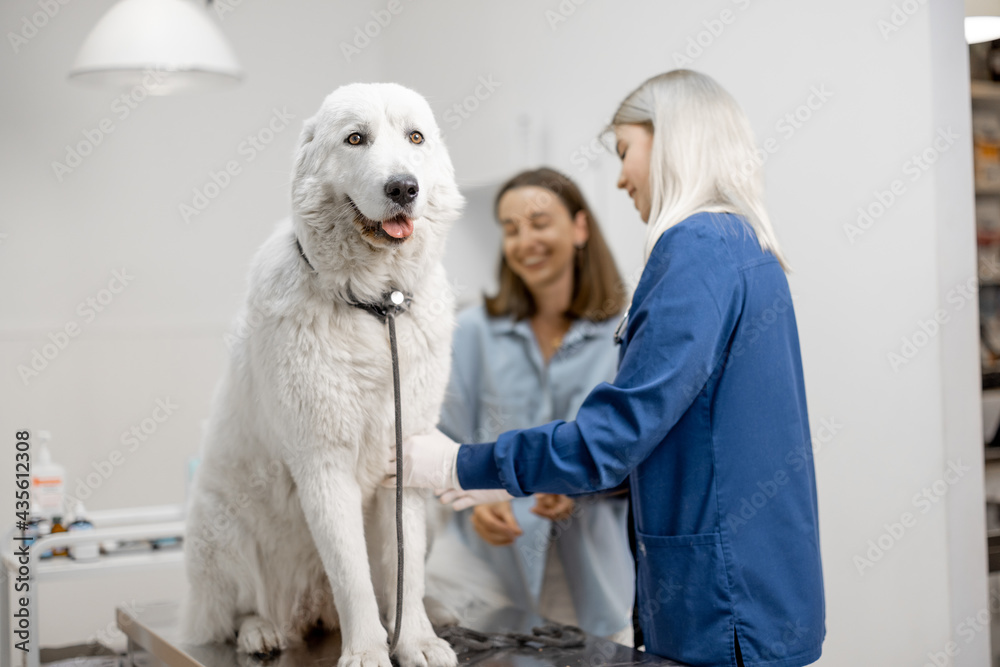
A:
[[14, 431, 30, 526]]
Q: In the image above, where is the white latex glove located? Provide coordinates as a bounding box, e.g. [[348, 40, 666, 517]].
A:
[[436, 488, 515, 512], [383, 428, 461, 490]]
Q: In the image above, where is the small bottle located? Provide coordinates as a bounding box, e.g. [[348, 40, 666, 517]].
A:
[[21, 503, 43, 548], [37, 514, 52, 558], [68, 501, 99, 562], [31, 432, 65, 521], [49, 515, 68, 557]]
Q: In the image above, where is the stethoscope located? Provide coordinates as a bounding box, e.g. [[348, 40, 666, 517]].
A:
[[613, 307, 629, 345]]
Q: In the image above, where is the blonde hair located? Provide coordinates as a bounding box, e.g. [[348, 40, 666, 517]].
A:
[[611, 69, 788, 270]]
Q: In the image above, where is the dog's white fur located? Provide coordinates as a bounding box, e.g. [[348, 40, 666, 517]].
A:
[[181, 83, 463, 667]]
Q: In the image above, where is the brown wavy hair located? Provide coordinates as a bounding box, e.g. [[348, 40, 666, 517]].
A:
[[485, 167, 626, 322]]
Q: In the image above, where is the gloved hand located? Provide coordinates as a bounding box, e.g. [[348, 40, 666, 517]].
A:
[[383, 428, 461, 490], [436, 488, 515, 511]]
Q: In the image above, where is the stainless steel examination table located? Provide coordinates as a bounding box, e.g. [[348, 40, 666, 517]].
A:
[[116, 602, 686, 667]]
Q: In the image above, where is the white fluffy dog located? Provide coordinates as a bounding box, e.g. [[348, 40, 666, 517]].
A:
[[181, 83, 463, 667]]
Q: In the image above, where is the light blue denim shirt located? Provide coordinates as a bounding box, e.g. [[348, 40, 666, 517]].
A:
[[437, 305, 635, 637]]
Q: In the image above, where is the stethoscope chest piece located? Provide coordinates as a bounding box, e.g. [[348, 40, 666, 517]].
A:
[[613, 308, 629, 345]]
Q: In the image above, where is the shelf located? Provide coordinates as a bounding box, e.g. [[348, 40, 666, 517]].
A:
[[15, 545, 185, 582], [984, 371, 1000, 389], [973, 80, 1000, 101], [0, 519, 186, 582]]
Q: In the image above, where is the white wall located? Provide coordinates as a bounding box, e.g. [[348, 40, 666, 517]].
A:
[[0, 0, 986, 664]]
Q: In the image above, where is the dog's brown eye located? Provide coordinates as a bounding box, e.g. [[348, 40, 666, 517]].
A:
[[409, 131, 423, 145], [347, 133, 363, 145]]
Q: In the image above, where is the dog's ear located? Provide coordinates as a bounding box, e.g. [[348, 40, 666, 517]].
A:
[[294, 116, 320, 177], [292, 115, 334, 220], [424, 138, 465, 226]]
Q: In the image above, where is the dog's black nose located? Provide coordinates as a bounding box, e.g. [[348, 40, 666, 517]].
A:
[[385, 175, 419, 205]]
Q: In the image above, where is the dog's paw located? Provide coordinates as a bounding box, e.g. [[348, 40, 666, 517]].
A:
[[394, 634, 458, 667], [337, 646, 393, 667], [236, 615, 287, 659]]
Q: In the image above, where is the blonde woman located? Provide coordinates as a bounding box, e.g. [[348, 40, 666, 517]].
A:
[[431, 168, 634, 644], [394, 71, 825, 667]]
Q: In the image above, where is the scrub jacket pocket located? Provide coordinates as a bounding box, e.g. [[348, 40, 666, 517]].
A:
[[635, 531, 734, 666]]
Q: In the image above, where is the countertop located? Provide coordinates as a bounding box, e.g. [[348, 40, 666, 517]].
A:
[[116, 602, 687, 667]]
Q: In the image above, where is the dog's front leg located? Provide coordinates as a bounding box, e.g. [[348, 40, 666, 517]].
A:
[[287, 449, 391, 667], [373, 487, 458, 667]]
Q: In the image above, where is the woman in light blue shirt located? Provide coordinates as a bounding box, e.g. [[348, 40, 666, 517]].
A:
[[433, 168, 635, 642]]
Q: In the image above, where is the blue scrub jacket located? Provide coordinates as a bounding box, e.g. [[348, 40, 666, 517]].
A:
[[457, 212, 825, 667]]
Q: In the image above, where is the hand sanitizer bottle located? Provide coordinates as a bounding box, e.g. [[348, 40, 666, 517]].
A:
[[31, 431, 65, 521]]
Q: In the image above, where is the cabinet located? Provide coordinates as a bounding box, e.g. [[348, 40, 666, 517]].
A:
[[973, 81, 1000, 395]]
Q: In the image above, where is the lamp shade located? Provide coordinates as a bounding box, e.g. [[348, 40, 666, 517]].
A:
[[69, 0, 241, 94], [966, 0, 1000, 44]]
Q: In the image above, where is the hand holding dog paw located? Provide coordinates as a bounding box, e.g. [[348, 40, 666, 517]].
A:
[[435, 488, 515, 511], [383, 428, 461, 490]]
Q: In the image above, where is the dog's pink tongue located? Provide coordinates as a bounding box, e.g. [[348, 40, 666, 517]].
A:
[[381, 217, 414, 239]]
